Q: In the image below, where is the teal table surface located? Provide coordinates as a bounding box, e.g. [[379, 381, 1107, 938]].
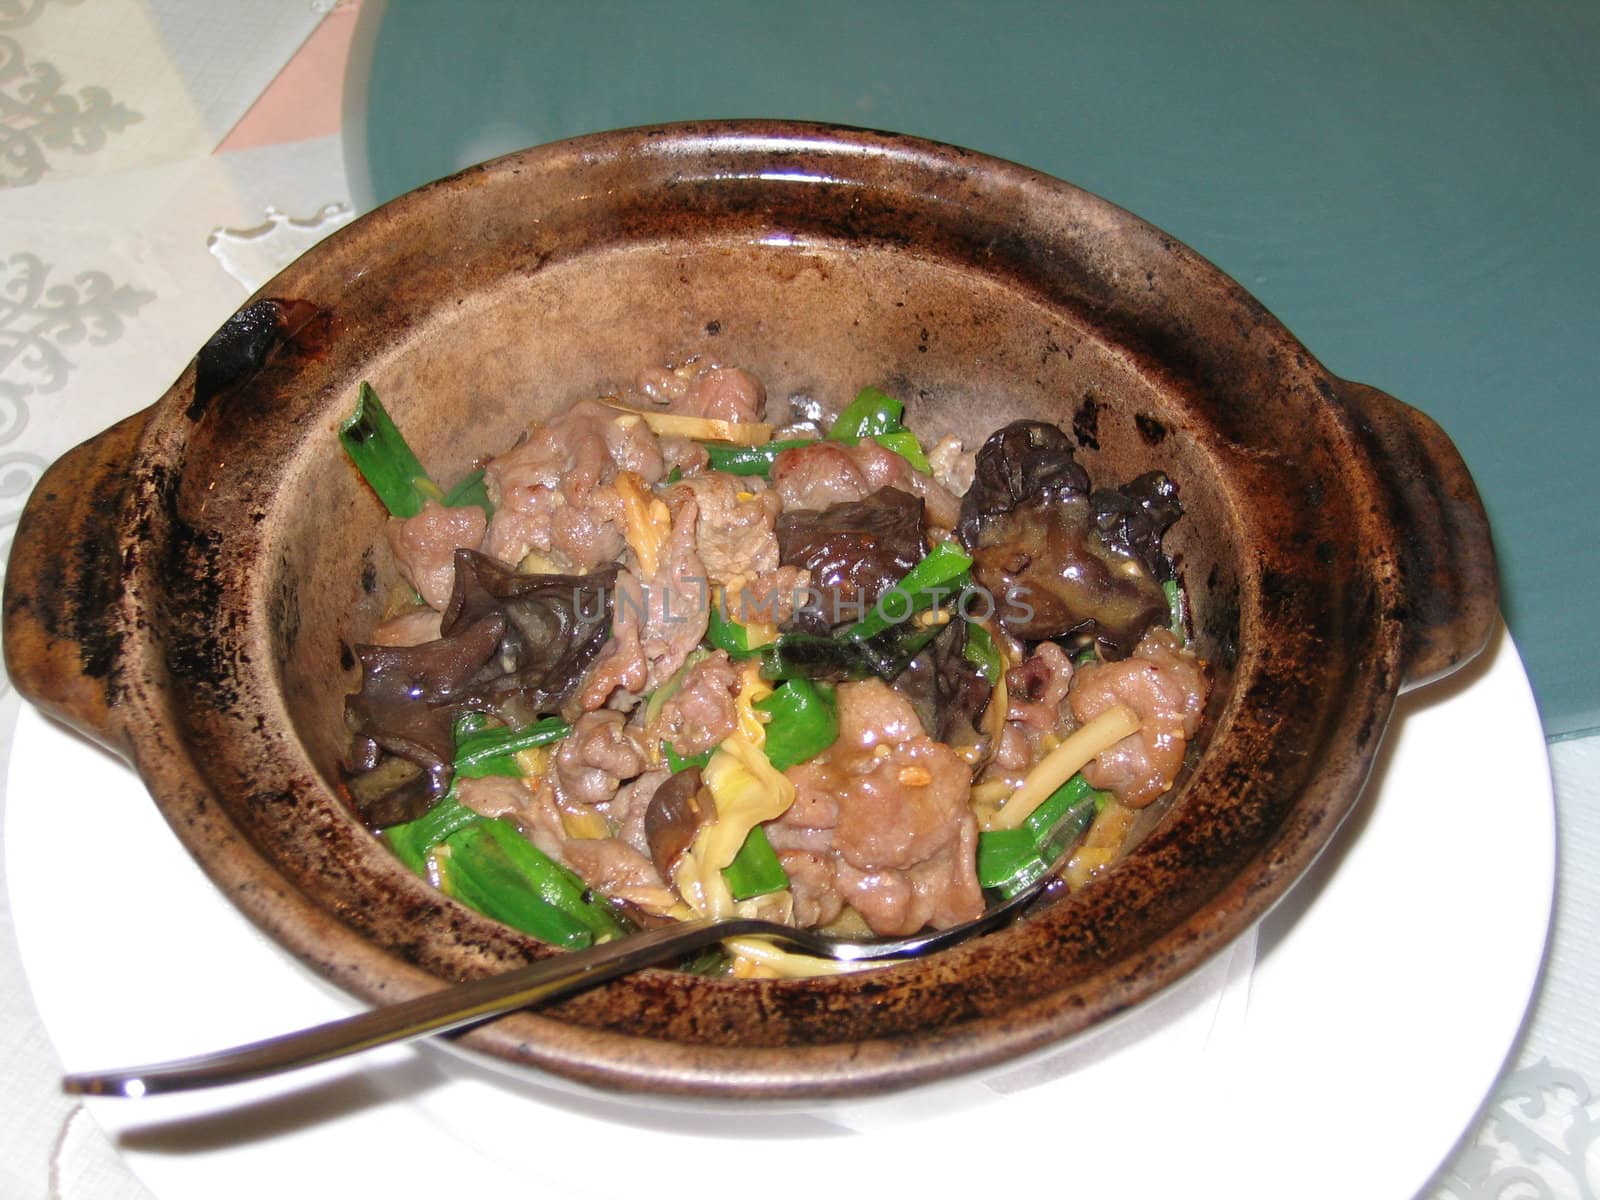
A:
[[358, 0, 1599, 737]]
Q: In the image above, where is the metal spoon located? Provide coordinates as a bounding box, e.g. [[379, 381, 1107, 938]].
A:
[[62, 864, 1065, 1098]]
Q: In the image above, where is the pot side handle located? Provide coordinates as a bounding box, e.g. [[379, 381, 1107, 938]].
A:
[[1339, 380, 1499, 691], [2, 410, 147, 754]]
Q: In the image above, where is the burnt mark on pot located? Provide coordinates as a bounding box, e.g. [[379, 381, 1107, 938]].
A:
[[269, 570, 301, 657], [1202, 578, 1241, 670], [1260, 569, 1297, 606], [153, 462, 246, 709], [1242, 664, 1301, 727], [55, 449, 139, 682], [882, 369, 915, 401], [1135, 413, 1168, 446], [1073, 392, 1101, 450], [247, 788, 299, 811], [1357, 709, 1378, 748], [188, 298, 333, 421], [162, 517, 228, 691], [515, 243, 552, 276]]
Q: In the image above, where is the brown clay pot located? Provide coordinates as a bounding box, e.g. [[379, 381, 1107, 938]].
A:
[[1, 122, 1496, 1099]]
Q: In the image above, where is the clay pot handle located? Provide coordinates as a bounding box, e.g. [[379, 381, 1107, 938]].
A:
[[2, 410, 147, 754], [1339, 379, 1499, 691]]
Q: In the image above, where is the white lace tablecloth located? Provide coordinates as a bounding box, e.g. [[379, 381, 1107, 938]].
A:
[[1, 4, 1594, 1197]]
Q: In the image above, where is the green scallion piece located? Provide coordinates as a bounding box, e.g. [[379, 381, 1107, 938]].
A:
[[976, 827, 1052, 897], [442, 467, 493, 516], [976, 773, 1104, 898], [446, 818, 626, 945], [479, 818, 627, 942], [438, 825, 597, 949], [338, 381, 442, 518], [1024, 776, 1102, 862], [697, 438, 813, 476], [454, 716, 572, 779], [963, 621, 1004, 684], [1164, 577, 1188, 643], [382, 790, 479, 876], [841, 541, 973, 643]]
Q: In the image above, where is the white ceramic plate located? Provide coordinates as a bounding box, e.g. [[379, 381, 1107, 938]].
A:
[[7, 625, 1552, 1200]]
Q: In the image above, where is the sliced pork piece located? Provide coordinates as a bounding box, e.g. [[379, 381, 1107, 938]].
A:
[[455, 775, 566, 858], [385, 500, 487, 610], [771, 440, 880, 512], [562, 837, 677, 913], [778, 848, 845, 929], [636, 362, 767, 424], [368, 606, 443, 648], [659, 435, 710, 478], [611, 767, 671, 861], [729, 563, 813, 627], [1005, 641, 1074, 732], [770, 679, 982, 936], [772, 438, 960, 529], [1068, 628, 1207, 807], [483, 398, 664, 571], [553, 710, 648, 808], [685, 365, 766, 423], [653, 650, 741, 757], [637, 491, 710, 691], [577, 491, 710, 710], [575, 570, 649, 711], [671, 471, 781, 584]]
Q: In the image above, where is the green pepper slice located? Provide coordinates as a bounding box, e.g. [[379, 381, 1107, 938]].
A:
[[869, 430, 932, 474], [722, 826, 789, 900], [754, 678, 839, 771], [663, 741, 714, 774], [828, 386, 906, 442]]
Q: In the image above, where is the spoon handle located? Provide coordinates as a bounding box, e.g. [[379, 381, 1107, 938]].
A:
[[62, 917, 754, 1097]]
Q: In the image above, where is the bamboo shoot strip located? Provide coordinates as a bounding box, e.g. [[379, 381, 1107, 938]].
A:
[[991, 705, 1141, 830]]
